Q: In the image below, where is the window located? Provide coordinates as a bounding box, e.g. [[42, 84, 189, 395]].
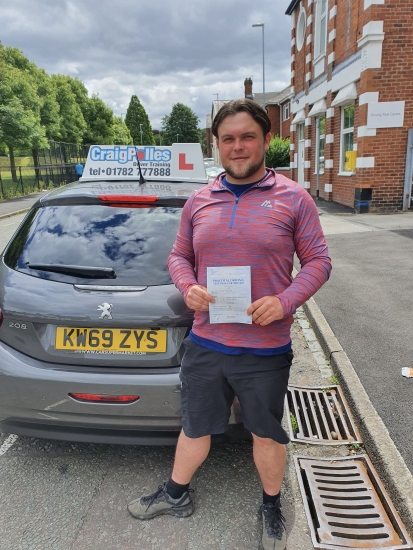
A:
[[283, 102, 290, 121], [315, 0, 327, 58], [296, 9, 306, 52], [316, 116, 325, 174], [340, 105, 355, 172], [5, 204, 183, 285]]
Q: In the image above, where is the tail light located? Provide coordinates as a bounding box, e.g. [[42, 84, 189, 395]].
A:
[[69, 393, 139, 404]]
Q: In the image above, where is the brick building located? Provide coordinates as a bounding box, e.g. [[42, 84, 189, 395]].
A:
[[244, 78, 292, 139], [286, 0, 413, 211], [209, 79, 292, 165]]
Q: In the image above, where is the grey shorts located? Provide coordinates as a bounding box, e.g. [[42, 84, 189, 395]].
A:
[[179, 338, 293, 444]]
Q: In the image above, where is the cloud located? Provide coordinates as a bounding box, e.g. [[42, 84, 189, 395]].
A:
[[0, 0, 292, 128]]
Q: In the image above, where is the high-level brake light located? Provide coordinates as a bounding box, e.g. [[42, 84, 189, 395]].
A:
[[98, 195, 159, 208], [99, 195, 158, 202], [69, 393, 139, 404]]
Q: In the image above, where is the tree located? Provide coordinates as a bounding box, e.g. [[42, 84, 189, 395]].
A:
[[67, 78, 89, 114], [0, 58, 47, 180], [161, 103, 200, 145], [153, 130, 162, 146], [82, 94, 115, 145], [112, 116, 133, 145], [35, 69, 61, 141], [52, 75, 86, 144], [198, 128, 207, 156], [0, 99, 47, 180], [265, 136, 290, 169], [125, 95, 155, 145], [0, 44, 61, 141]]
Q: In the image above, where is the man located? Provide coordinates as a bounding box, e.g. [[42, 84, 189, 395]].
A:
[[128, 99, 331, 550]]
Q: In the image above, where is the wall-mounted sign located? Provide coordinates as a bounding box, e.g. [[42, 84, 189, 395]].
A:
[[367, 101, 405, 129]]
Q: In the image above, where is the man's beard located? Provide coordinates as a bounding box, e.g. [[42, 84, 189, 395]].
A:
[[223, 155, 265, 181]]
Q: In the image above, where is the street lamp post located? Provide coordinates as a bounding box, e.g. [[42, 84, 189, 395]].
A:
[[252, 23, 265, 110], [140, 124, 143, 145], [176, 134, 179, 143], [121, 113, 125, 144]]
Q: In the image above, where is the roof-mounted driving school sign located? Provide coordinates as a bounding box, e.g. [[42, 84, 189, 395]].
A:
[[80, 143, 207, 183]]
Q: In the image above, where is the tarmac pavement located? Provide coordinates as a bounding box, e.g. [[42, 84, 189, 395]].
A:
[[310, 201, 413, 536], [0, 191, 45, 220]]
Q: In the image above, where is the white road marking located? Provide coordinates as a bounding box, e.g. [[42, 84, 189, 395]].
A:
[[44, 399, 68, 411], [0, 434, 18, 456]]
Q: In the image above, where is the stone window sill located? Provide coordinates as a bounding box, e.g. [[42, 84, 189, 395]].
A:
[[337, 171, 355, 177]]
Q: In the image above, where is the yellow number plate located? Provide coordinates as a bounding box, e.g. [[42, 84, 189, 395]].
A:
[[55, 327, 167, 353]]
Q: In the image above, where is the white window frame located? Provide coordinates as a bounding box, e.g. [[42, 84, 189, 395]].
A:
[[314, 0, 327, 60], [339, 104, 355, 174], [315, 115, 325, 175], [298, 122, 305, 142], [283, 102, 290, 122], [296, 8, 306, 52]]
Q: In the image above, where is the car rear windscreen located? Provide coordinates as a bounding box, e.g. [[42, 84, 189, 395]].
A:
[[4, 204, 183, 285]]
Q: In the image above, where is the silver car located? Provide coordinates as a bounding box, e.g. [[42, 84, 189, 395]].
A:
[[0, 179, 242, 444], [206, 166, 225, 182]]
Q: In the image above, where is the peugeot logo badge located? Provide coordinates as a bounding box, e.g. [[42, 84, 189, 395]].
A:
[[97, 302, 113, 320]]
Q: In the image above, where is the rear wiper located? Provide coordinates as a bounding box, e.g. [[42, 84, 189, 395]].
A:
[[26, 263, 116, 279]]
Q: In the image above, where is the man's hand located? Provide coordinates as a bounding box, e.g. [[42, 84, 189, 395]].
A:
[[247, 296, 284, 326], [186, 285, 215, 312]]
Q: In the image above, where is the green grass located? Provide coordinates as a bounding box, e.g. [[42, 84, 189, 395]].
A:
[[330, 374, 340, 385], [0, 156, 33, 169], [0, 155, 86, 170], [0, 172, 42, 199], [0, 165, 62, 199], [290, 413, 299, 434], [0, 156, 84, 199]]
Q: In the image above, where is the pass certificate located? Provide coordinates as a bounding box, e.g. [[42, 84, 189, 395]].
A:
[[207, 266, 252, 324]]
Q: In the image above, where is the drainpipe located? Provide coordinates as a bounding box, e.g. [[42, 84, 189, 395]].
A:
[[403, 129, 413, 210], [280, 104, 282, 137]]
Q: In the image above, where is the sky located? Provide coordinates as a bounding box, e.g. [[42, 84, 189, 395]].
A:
[[0, 0, 292, 129]]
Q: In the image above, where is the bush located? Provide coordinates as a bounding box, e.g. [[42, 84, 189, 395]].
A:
[[266, 136, 290, 168]]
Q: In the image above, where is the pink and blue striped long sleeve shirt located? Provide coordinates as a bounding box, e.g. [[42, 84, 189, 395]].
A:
[[168, 169, 332, 349]]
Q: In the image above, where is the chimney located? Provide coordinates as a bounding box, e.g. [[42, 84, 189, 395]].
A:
[[244, 77, 253, 99]]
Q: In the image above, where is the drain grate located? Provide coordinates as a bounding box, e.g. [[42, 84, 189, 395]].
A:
[[294, 455, 413, 549], [285, 385, 362, 444]]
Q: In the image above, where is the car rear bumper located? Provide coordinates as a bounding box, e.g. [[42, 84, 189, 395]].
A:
[[0, 340, 242, 444], [0, 418, 183, 445], [0, 419, 248, 445]]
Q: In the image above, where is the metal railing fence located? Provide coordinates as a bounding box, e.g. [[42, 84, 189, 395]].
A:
[[0, 140, 89, 199], [0, 164, 79, 199], [36, 141, 89, 166]]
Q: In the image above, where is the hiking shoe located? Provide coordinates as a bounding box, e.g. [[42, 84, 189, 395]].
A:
[[259, 500, 286, 550], [128, 482, 194, 520]]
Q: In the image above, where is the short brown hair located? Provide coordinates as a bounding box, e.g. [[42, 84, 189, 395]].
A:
[[212, 99, 271, 138]]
